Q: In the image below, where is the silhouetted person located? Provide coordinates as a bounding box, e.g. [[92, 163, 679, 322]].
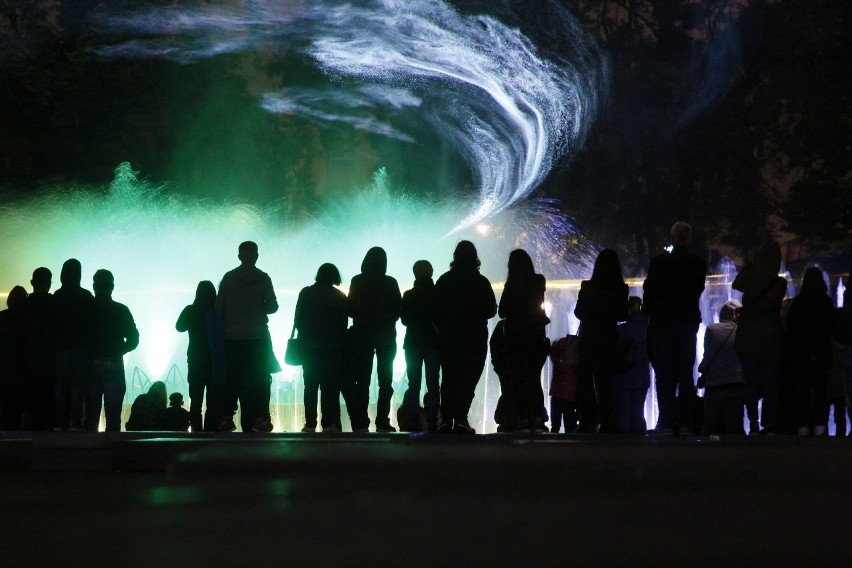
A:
[[643, 222, 707, 434], [216, 241, 278, 433], [698, 300, 744, 436], [294, 263, 348, 433], [24, 267, 56, 430], [53, 259, 95, 431], [125, 381, 167, 431], [87, 269, 139, 432], [613, 296, 650, 434], [0, 286, 28, 430], [497, 249, 550, 432], [433, 240, 497, 433], [548, 330, 579, 433], [788, 267, 836, 436], [831, 272, 852, 436], [400, 260, 440, 432], [176, 281, 221, 432], [348, 247, 401, 432], [574, 249, 629, 433], [162, 392, 191, 432], [732, 239, 786, 434]]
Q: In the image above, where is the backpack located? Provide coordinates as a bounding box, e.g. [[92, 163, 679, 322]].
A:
[[553, 333, 579, 367], [613, 323, 637, 374]]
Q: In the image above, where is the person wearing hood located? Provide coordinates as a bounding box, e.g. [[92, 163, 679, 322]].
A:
[[24, 267, 56, 430], [698, 299, 744, 435], [347, 246, 401, 432], [216, 241, 279, 433], [52, 259, 95, 431], [1, 286, 28, 429], [732, 239, 787, 434]]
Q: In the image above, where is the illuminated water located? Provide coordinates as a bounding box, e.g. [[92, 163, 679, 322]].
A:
[[1, 1, 609, 432]]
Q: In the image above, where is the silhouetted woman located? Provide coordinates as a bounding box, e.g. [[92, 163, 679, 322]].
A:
[[433, 240, 497, 433], [732, 239, 787, 434], [294, 263, 348, 432], [497, 249, 550, 432], [574, 249, 628, 433], [348, 247, 401, 432], [787, 267, 836, 436], [176, 281, 220, 432]]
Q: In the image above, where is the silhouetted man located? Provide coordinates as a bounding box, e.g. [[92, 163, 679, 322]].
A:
[[25, 267, 56, 430], [87, 269, 139, 432], [216, 241, 278, 433], [53, 259, 95, 431], [643, 222, 707, 434]]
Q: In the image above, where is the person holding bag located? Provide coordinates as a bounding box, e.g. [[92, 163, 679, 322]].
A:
[[293, 263, 349, 433]]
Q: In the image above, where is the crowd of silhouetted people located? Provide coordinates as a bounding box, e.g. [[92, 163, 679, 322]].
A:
[[1, 222, 851, 436]]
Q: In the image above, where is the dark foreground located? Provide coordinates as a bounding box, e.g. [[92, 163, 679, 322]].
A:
[[2, 432, 851, 567]]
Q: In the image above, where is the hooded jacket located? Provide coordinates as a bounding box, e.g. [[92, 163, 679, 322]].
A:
[[216, 265, 278, 341]]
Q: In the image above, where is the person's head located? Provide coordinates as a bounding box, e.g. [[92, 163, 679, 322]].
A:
[[6, 285, 27, 310], [719, 299, 742, 323], [238, 241, 259, 267], [590, 249, 624, 286], [168, 392, 184, 408], [315, 263, 342, 286], [31, 267, 52, 293], [754, 239, 782, 274], [799, 266, 828, 296], [628, 296, 642, 315], [148, 381, 167, 405], [506, 249, 535, 283], [60, 258, 82, 288], [92, 269, 114, 299], [194, 280, 216, 308], [671, 222, 693, 247], [360, 247, 387, 276], [412, 260, 433, 281], [450, 240, 481, 271]]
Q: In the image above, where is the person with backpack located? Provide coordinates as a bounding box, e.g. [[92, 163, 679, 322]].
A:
[[612, 296, 650, 434]]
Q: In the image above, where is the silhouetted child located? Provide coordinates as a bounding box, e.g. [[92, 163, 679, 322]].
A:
[[125, 381, 167, 431], [612, 297, 650, 434], [549, 329, 579, 433], [698, 300, 744, 435], [162, 392, 191, 432]]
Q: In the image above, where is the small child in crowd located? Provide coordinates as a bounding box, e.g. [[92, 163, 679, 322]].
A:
[[612, 296, 650, 434], [549, 330, 579, 433], [162, 392, 191, 432]]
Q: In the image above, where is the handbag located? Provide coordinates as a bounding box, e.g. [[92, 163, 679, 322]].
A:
[[284, 324, 302, 366]]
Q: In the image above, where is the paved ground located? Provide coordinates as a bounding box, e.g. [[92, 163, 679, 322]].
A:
[[1, 433, 851, 567]]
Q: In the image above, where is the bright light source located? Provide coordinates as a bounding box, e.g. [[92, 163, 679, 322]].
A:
[[476, 223, 492, 236]]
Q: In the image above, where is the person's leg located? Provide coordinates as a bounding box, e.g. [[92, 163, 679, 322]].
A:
[[650, 325, 677, 433], [349, 343, 375, 431], [375, 343, 396, 429], [438, 344, 461, 429], [455, 340, 487, 428], [674, 323, 698, 432], [405, 348, 424, 427], [630, 388, 648, 434], [760, 360, 780, 433], [812, 365, 829, 434], [101, 361, 126, 432], [721, 386, 745, 435], [242, 339, 271, 431], [576, 336, 601, 432], [702, 387, 722, 436], [84, 362, 104, 432], [301, 349, 321, 430], [188, 377, 205, 432], [423, 348, 441, 428], [740, 355, 763, 433], [318, 349, 342, 430], [221, 341, 241, 429], [613, 387, 630, 433]]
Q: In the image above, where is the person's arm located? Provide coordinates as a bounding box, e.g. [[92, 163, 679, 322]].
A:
[[263, 275, 278, 315], [175, 305, 191, 332], [122, 306, 140, 354]]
